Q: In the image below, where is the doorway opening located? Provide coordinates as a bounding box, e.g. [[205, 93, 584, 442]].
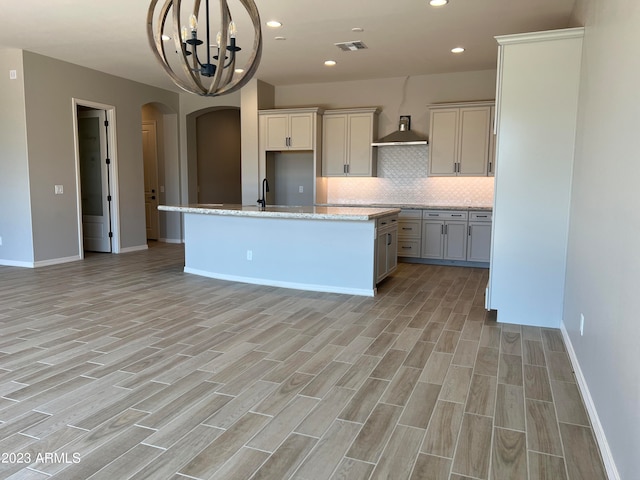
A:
[[142, 121, 160, 241], [73, 99, 120, 255]]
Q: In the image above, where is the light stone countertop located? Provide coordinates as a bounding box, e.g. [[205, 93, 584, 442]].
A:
[[158, 204, 401, 221]]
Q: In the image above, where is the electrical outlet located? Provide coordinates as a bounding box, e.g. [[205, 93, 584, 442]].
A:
[[580, 313, 585, 336], [9, 70, 17, 80], [54, 185, 64, 195], [298, 185, 304, 193], [246, 250, 252, 261]]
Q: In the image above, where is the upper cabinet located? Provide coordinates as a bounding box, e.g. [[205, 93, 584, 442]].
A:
[[428, 101, 494, 177], [259, 108, 323, 151], [322, 108, 380, 177]]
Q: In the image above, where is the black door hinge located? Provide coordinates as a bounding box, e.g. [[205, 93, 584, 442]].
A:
[[105, 158, 111, 165], [107, 195, 112, 202], [104, 120, 109, 127], [108, 232, 113, 238]]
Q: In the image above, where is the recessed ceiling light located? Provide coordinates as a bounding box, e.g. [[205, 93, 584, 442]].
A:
[[266, 21, 282, 28], [352, 27, 364, 33], [324, 60, 337, 66], [274, 36, 287, 41], [429, 0, 449, 6], [161, 34, 171, 41], [451, 47, 465, 53]]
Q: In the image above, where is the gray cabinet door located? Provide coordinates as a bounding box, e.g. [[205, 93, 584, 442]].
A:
[[422, 221, 445, 259]]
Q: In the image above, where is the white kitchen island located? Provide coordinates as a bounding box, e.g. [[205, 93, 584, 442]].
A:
[[158, 204, 400, 296]]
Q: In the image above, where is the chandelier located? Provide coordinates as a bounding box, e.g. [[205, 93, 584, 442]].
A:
[[147, 0, 262, 96]]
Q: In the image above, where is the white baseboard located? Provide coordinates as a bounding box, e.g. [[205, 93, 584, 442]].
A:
[[34, 255, 82, 268], [159, 238, 183, 244], [119, 245, 149, 253], [560, 322, 620, 480], [184, 267, 376, 297], [0, 258, 35, 268]]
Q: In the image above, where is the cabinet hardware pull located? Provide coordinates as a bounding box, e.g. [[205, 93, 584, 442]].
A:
[[452, 214, 462, 217], [441, 224, 444, 234], [469, 226, 472, 236], [402, 227, 411, 230], [402, 246, 412, 249], [428, 213, 439, 217]]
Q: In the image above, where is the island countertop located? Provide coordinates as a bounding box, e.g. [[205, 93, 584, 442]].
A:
[[158, 204, 401, 221]]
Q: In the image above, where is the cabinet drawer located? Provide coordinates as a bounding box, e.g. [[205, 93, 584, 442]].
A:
[[422, 210, 469, 221], [398, 240, 421, 257], [469, 211, 492, 222], [398, 219, 421, 238], [399, 209, 422, 219], [376, 214, 398, 229]]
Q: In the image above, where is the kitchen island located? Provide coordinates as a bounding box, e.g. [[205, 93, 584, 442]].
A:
[[158, 204, 400, 296]]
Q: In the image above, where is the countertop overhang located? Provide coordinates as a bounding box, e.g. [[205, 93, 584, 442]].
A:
[[158, 204, 401, 221]]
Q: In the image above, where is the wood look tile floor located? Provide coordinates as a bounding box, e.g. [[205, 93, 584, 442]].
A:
[[0, 243, 608, 480]]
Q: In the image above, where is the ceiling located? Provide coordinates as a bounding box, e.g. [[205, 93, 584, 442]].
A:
[[0, 0, 577, 93]]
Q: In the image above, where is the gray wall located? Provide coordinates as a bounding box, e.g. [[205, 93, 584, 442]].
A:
[[267, 152, 314, 206], [0, 49, 33, 264], [196, 108, 241, 204], [20, 51, 179, 261], [564, 0, 640, 477]]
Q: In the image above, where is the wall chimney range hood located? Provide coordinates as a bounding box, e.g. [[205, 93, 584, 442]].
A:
[[372, 115, 428, 146]]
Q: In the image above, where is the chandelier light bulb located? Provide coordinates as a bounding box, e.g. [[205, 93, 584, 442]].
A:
[[189, 14, 198, 31], [229, 21, 237, 38], [216, 31, 222, 48], [181, 26, 188, 42]]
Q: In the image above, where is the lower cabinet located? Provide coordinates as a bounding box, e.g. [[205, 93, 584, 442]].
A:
[[376, 214, 399, 283], [467, 211, 493, 262], [398, 209, 422, 258], [421, 211, 468, 261]]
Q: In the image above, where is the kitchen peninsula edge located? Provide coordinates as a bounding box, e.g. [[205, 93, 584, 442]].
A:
[[159, 204, 400, 296]]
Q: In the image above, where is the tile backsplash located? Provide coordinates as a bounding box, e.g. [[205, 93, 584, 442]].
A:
[[326, 145, 495, 206]]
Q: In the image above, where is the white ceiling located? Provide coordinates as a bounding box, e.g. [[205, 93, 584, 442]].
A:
[[0, 0, 577, 93]]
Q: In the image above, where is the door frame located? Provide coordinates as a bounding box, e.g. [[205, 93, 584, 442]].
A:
[[72, 98, 121, 256]]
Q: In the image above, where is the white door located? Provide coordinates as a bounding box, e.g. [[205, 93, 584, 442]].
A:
[[78, 110, 112, 252], [142, 122, 160, 240]]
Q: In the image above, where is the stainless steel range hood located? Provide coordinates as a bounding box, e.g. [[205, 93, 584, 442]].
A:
[[372, 116, 428, 146]]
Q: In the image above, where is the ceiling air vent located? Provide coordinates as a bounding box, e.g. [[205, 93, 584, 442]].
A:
[[334, 41, 368, 52]]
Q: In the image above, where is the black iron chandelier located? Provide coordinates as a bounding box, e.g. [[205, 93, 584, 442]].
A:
[[147, 0, 262, 96]]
